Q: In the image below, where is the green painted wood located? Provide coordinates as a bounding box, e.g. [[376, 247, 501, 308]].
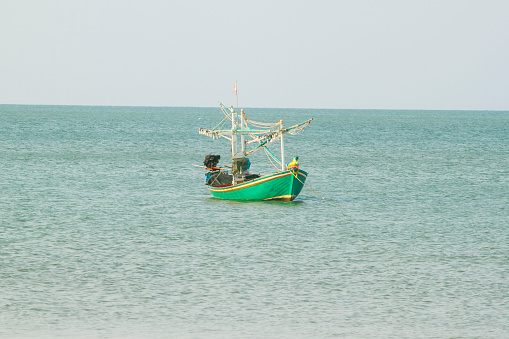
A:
[[207, 170, 307, 201]]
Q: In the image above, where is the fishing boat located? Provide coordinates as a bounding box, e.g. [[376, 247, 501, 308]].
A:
[[199, 102, 312, 201]]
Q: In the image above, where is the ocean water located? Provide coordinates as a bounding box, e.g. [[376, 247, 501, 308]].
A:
[[0, 105, 508, 338]]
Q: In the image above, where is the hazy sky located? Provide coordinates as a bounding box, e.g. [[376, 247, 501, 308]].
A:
[[1, 0, 508, 109]]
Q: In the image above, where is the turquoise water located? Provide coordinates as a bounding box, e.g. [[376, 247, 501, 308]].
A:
[[1, 105, 508, 338]]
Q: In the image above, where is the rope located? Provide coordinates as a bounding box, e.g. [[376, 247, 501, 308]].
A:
[[246, 119, 281, 128], [264, 147, 281, 171], [224, 155, 234, 167], [212, 115, 229, 131], [288, 125, 306, 135], [292, 171, 341, 207]]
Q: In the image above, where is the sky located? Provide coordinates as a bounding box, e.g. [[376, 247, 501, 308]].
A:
[[1, 0, 508, 110]]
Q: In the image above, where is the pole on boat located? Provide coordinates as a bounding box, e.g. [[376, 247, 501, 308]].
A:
[[232, 80, 239, 158], [240, 109, 246, 154], [230, 105, 237, 158], [230, 105, 237, 185], [280, 120, 285, 172]]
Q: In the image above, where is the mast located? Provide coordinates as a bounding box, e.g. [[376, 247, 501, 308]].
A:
[[240, 109, 246, 155], [230, 106, 237, 158], [280, 120, 285, 172]]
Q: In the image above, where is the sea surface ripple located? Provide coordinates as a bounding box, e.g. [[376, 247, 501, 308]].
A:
[[0, 105, 508, 338]]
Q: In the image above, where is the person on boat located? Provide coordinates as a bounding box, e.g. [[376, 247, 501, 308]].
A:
[[286, 156, 299, 171]]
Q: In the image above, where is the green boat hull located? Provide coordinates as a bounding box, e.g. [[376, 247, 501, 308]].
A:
[[207, 170, 307, 201]]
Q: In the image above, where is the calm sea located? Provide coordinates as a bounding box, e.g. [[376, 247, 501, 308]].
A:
[[1, 105, 508, 338]]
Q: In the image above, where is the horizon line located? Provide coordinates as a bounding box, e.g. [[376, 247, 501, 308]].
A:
[[1, 103, 507, 112]]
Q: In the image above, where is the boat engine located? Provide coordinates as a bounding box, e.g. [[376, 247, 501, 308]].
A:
[[204, 154, 220, 169]]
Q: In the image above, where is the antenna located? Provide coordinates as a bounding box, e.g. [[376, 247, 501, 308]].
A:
[[234, 80, 238, 111]]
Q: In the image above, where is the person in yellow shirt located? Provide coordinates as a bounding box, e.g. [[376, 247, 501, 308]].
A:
[[286, 156, 299, 173]]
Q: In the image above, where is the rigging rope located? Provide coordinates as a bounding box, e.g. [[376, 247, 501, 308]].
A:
[[264, 147, 281, 171], [292, 172, 341, 207], [288, 125, 307, 135], [212, 115, 229, 131], [246, 119, 281, 128]]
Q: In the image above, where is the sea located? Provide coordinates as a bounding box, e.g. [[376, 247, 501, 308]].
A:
[[1, 105, 508, 338]]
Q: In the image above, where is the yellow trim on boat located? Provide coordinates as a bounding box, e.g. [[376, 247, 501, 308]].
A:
[[208, 171, 307, 193], [262, 195, 294, 201]]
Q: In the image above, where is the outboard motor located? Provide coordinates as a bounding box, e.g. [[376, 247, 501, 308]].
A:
[[204, 154, 220, 169]]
